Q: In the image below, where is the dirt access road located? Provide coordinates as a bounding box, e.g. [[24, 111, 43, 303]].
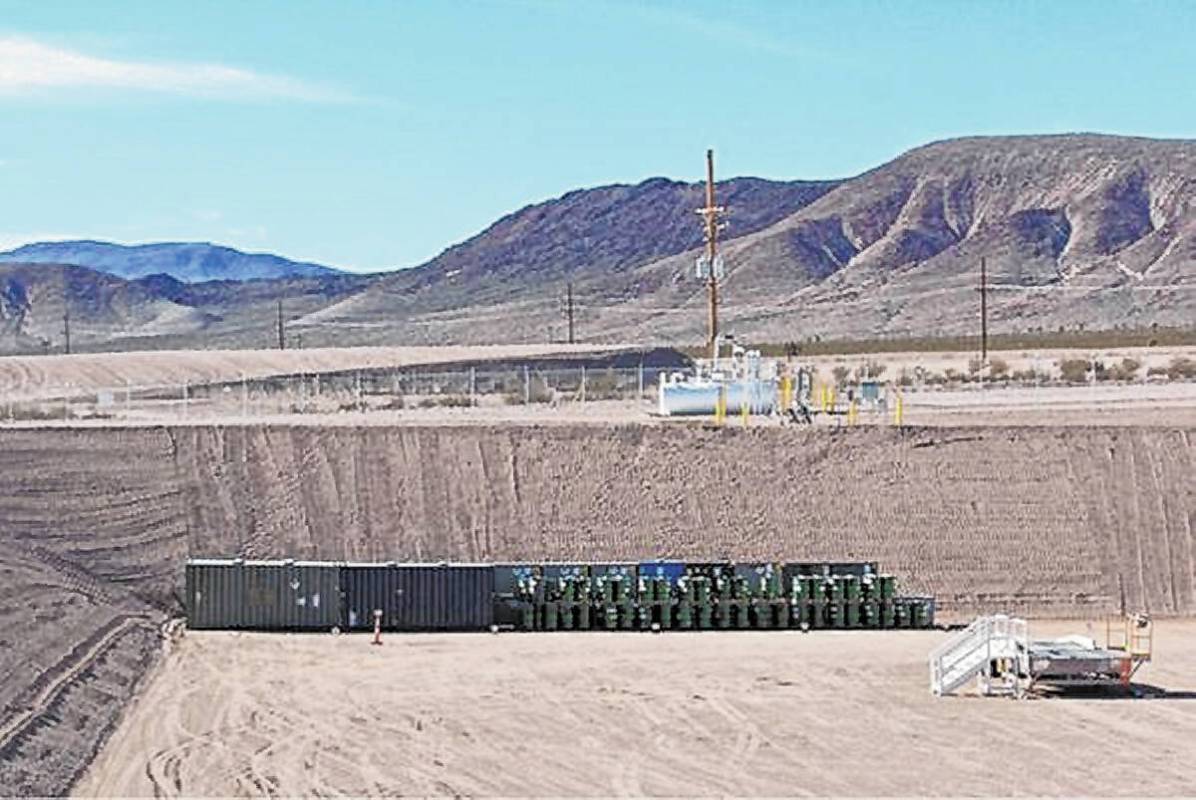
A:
[[77, 622, 1196, 798]]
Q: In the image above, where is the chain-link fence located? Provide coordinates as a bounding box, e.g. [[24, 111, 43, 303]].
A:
[[0, 364, 677, 423]]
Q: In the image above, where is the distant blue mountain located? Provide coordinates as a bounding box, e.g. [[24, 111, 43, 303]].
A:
[[0, 240, 343, 283]]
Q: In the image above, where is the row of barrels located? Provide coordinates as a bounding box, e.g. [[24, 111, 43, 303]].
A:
[[184, 558, 935, 632]]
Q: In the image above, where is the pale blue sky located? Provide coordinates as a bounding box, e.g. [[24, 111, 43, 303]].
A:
[[2, 1, 1193, 272]]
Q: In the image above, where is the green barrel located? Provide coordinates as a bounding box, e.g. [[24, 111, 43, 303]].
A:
[[717, 600, 732, 629], [560, 601, 573, 630], [660, 597, 672, 629], [578, 599, 591, 630], [843, 576, 860, 603], [698, 600, 713, 629], [677, 600, 692, 629], [830, 577, 846, 604], [895, 601, 910, 629], [880, 575, 896, 600], [881, 600, 895, 629], [544, 602, 558, 631], [863, 600, 879, 628], [845, 599, 860, 628]]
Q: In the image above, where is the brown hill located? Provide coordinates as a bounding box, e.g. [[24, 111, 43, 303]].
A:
[[307, 134, 1196, 344], [601, 134, 1196, 342], [4, 134, 1195, 352]]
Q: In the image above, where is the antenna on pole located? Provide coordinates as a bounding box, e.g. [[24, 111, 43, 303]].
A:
[[695, 148, 726, 361], [277, 298, 285, 351]]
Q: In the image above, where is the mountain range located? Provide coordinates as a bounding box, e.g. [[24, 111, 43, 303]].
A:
[[0, 241, 340, 282], [2, 133, 1194, 353]]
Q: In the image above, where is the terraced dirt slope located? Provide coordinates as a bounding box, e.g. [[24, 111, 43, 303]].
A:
[[0, 423, 1193, 793]]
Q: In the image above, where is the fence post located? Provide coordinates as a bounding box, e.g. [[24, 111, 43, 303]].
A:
[[580, 365, 587, 403], [469, 366, 476, 406], [523, 365, 530, 404], [355, 371, 363, 411], [638, 361, 644, 400], [241, 374, 248, 418], [182, 380, 189, 419]]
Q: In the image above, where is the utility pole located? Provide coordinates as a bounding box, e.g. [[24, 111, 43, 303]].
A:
[[63, 307, 71, 355], [696, 149, 726, 361], [979, 257, 988, 362], [276, 298, 285, 351], [565, 282, 575, 344]]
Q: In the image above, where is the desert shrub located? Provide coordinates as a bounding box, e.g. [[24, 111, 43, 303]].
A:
[[1010, 368, 1043, 383], [1106, 357, 1141, 382], [922, 371, 947, 386], [967, 358, 983, 375], [1168, 357, 1196, 380], [583, 370, 622, 400], [896, 368, 913, 387], [943, 368, 963, 384], [1146, 365, 1170, 379], [1058, 358, 1093, 384], [435, 394, 475, 408], [504, 376, 553, 404], [856, 360, 887, 380], [6, 405, 73, 421], [988, 358, 1010, 379], [831, 365, 851, 387]]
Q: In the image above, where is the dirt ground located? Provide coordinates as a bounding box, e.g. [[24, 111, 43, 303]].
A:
[[1, 421, 1193, 795], [76, 622, 1196, 798]]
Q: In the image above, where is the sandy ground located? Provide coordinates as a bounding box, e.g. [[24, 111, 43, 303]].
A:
[[803, 344, 1196, 380], [0, 343, 630, 399], [6, 381, 1196, 428], [2, 421, 1193, 794], [77, 622, 1196, 798]]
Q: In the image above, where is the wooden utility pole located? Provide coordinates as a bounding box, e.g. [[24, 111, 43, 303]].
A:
[[276, 299, 285, 351], [979, 257, 988, 362], [696, 149, 726, 361], [565, 282, 575, 344], [63, 307, 71, 355]]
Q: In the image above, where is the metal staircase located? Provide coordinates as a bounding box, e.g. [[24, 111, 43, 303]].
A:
[[930, 614, 1028, 696]]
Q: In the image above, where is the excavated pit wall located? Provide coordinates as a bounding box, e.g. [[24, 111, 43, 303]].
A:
[[1, 423, 1193, 795]]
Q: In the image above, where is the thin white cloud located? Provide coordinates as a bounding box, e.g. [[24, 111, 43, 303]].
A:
[[0, 36, 351, 102]]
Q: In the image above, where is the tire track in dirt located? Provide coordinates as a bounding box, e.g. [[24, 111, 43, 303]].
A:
[[0, 614, 154, 750]]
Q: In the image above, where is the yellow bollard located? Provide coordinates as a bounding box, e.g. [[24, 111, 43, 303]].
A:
[[741, 398, 749, 428], [848, 400, 858, 427], [714, 384, 727, 427], [894, 391, 904, 427], [828, 385, 836, 414]]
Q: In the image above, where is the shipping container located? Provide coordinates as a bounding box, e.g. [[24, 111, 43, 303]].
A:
[[186, 559, 341, 631], [343, 563, 495, 631]]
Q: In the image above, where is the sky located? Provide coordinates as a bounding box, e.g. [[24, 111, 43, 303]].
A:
[[1, 0, 1194, 272]]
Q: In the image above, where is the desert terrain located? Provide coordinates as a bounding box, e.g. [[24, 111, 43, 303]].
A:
[[1, 346, 1194, 796], [77, 623, 1196, 798]]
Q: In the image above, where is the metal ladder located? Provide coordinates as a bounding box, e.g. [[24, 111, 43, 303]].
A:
[[930, 614, 1028, 696]]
